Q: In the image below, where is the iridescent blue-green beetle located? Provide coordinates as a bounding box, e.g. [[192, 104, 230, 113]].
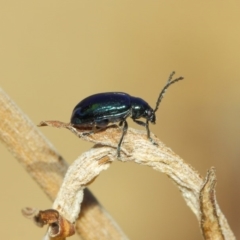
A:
[[71, 72, 183, 157]]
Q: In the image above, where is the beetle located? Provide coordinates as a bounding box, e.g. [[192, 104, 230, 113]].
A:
[[71, 72, 184, 157]]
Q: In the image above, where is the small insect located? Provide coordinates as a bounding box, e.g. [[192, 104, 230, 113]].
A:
[[71, 72, 184, 157]]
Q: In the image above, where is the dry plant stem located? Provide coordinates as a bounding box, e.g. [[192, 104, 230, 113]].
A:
[[0, 88, 128, 240], [40, 121, 236, 240], [0, 86, 236, 240], [200, 168, 224, 240]]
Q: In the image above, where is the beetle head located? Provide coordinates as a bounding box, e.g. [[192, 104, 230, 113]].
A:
[[144, 108, 156, 124]]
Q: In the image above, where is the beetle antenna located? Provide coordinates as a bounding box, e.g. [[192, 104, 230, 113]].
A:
[[154, 71, 184, 113]]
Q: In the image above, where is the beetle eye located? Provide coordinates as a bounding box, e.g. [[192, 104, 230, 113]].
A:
[[146, 110, 155, 123]]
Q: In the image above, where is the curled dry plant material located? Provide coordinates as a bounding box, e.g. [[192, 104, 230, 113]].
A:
[[0, 89, 126, 240], [33, 120, 235, 240], [0, 88, 236, 239], [22, 208, 75, 239], [200, 168, 225, 240]]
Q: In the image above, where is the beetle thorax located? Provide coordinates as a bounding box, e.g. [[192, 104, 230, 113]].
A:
[[130, 96, 156, 123]]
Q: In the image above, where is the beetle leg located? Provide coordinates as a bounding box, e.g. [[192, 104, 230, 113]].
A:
[[117, 120, 128, 158], [132, 119, 146, 127], [132, 119, 149, 136], [82, 119, 110, 136], [82, 125, 98, 136], [132, 119, 149, 137], [95, 119, 109, 128], [132, 119, 158, 146]]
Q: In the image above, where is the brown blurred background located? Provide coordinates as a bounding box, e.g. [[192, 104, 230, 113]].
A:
[[1, 1, 240, 239]]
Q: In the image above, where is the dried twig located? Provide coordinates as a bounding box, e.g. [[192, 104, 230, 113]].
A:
[[0, 88, 128, 240], [38, 121, 236, 240], [0, 88, 236, 239]]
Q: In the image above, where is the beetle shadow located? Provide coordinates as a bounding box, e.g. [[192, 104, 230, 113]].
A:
[[72, 123, 120, 135], [26, 149, 68, 178]]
